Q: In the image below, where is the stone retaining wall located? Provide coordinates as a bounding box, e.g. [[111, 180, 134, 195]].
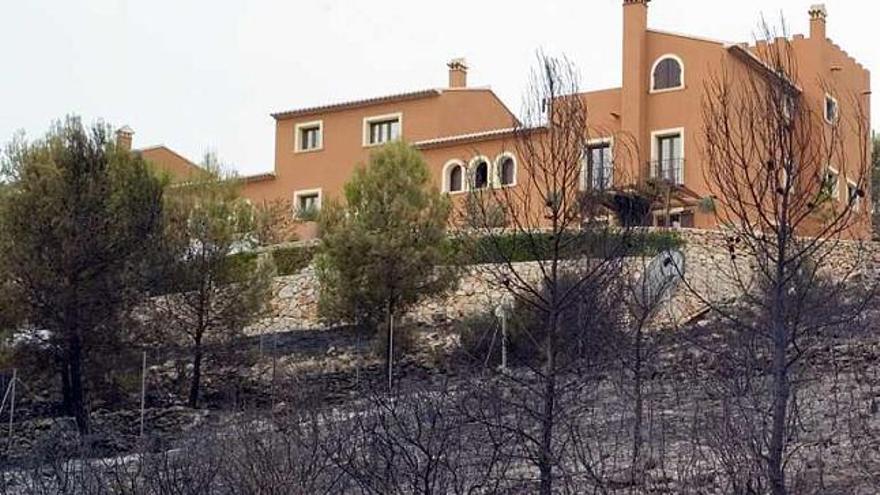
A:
[[248, 229, 880, 335]]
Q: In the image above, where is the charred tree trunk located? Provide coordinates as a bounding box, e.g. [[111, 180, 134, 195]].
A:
[[386, 300, 395, 394], [538, 312, 559, 495], [60, 358, 72, 415], [768, 286, 790, 495], [67, 334, 89, 435], [632, 321, 645, 481], [189, 332, 204, 408]]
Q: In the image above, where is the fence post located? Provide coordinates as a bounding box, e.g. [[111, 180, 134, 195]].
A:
[[8, 369, 15, 442], [139, 352, 147, 437]]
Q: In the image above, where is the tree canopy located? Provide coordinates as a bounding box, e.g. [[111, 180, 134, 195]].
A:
[[316, 141, 457, 389], [156, 153, 274, 408], [0, 117, 166, 433], [317, 141, 456, 329]]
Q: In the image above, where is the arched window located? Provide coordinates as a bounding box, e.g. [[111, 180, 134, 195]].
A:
[[443, 160, 466, 193], [496, 154, 516, 187], [449, 165, 463, 192], [471, 158, 490, 190], [652, 56, 683, 91]]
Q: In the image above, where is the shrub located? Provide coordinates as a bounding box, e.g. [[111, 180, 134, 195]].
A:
[[295, 205, 320, 222], [271, 244, 318, 276], [457, 229, 683, 264], [456, 272, 625, 369]]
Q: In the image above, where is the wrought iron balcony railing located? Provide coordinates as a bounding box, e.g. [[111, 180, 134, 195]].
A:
[[651, 158, 684, 185], [585, 165, 614, 191]]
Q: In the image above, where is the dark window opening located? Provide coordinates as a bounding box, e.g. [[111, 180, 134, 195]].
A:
[[473, 161, 489, 189], [654, 133, 683, 184], [299, 126, 321, 150], [448, 165, 463, 192], [653, 57, 683, 91], [586, 143, 613, 190], [655, 211, 694, 229], [499, 157, 515, 186], [368, 118, 401, 145]]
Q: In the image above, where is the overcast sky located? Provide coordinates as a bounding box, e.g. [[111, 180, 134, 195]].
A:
[[1, 0, 876, 176]]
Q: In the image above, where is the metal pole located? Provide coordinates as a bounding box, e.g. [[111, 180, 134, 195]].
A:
[[8, 369, 15, 441], [500, 314, 508, 371], [387, 312, 394, 394], [355, 334, 361, 386], [271, 331, 278, 410], [139, 352, 146, 437]]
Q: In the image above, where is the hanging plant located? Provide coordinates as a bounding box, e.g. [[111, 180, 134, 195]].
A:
[[697, 196, 717, 214]]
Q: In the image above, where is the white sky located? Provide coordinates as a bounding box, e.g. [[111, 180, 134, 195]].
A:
[[1, 0, 877, 176]]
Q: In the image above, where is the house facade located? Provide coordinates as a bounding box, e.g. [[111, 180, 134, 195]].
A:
[[231, 2, 872, 238], [116, 126, 207, 184]]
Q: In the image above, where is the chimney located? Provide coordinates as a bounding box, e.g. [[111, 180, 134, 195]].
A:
[[116, 125, 134, 152], [622, 0, 649, 180], [448, 58, 468, 89], [809, 4, 827, 40]]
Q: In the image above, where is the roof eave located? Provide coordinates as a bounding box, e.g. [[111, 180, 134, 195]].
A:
[[271, 89, 444, 120], [726, 44, 803, 94]]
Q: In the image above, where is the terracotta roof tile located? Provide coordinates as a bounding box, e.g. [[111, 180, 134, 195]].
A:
[[271, 89, 443, 120]]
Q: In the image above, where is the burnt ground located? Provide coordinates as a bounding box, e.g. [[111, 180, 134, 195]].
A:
[[3, 317, 880, 493]]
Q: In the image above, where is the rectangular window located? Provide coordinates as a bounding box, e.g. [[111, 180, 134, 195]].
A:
[[586, 142, 613, 190], [654, 132, 683, 184], [848, 182, 861, 211], [825, 94, 839, 124], [823, 167, 839, 200], [364, 114, 402, 146], [298, 194, 319, 210], [295, 121, 323, 152], [654, 211, 694, 229], [294, 189, 322, 220]]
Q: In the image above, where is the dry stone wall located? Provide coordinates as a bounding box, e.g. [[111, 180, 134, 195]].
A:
[[248, 229, 880, 335], [250, 263, 544, 334]]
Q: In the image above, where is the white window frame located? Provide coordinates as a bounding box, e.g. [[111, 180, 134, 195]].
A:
[[825, 165, 840, 201], [650, 127, 685, 184], [363, 112, 403, 147], [493, 152, 518, 188], [442, 159, 467, 194], [583, 137, 614, 191], [650, 54, 686, 94], [469, 155, 492, 190], [847, 180, 861, 211], [294, 120, 324, 153], [824, 94, 839, 124], [293, 188, 323, 218], [780, 161, 797, 194]]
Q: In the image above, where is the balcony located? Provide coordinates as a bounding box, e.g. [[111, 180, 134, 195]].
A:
[[585, 165, 614, 191], [651, 158, 684, 185]]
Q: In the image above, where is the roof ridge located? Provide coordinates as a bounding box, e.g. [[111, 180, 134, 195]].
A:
[[726, 44, 803, 93], [648, 28, 730, 46], [271, 88, 443, 120], [135, 144, 202, 169], [414, 126, 547, 149]]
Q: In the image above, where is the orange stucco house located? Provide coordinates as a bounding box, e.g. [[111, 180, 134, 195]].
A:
[[115, 126, 207, 184], [140, 1, 874, 239]]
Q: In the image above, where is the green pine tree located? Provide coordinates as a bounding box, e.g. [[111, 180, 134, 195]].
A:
[[316, 141, 457, 391], [0, 117, 166, 434]]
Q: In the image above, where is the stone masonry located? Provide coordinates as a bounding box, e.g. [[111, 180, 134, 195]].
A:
[[249, 229, 880, 335]]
